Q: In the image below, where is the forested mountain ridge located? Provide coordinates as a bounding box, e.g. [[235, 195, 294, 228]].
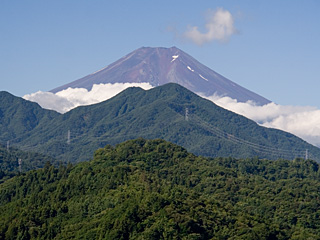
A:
[[0, 91, 60, 143], [1, 138, 320, 239], [18, 83, 320, 162], [1, 84, 320, 164]]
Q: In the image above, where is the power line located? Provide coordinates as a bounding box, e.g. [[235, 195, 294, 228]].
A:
[[190, 114, 311, 160], [1, 106, 319, 162]]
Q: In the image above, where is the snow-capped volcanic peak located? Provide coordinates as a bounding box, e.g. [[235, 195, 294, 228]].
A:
[[50, 46, 270, 105], [171, 55, 179, 62]]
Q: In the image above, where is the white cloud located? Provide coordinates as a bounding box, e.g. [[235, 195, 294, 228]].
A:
[[23, 82, 153, 113], [184, 8, 237, 45], [24, 83, 320, 148], [204, 94, 320, 147], [23, 91, 74, 113]]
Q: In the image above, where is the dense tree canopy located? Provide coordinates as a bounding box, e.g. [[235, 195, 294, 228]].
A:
[[0, 144, 59, 183], [1, 138, 320, 239]]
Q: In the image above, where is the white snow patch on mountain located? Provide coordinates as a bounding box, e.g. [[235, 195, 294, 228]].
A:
[[187, 66, 194, 72], [171, 55, 179, 62], [199, 74, 208, 81]]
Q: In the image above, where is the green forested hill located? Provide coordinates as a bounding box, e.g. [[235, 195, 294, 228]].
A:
[[1, 138, 320, 239], [5, 84, 319, 163], [0, 91, 60, 143], [0, 144, 59, 183], [1, 84, 320, 164]]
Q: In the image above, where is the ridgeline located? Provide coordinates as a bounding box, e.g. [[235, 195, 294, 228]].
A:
[[1, 84, 319, 163]]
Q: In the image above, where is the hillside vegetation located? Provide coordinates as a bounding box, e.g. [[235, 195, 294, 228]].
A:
[[0, 91, 59, 143], [0, 144, 60, 183], [1, 138, 320, 239], [1, 84, 319, 163]]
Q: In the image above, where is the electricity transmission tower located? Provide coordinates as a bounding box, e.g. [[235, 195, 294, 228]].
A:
[[185, 107, 189, 121], [18, 159, 22, 173], [67, 130, 71, 145]]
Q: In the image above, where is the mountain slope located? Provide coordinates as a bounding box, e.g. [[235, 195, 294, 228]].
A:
[[0, 91, 60, 144], [1, 139, 320, 239], [13, 83, 320, 163], [50, 47, 270, 105], [0, 144, 58, 183]]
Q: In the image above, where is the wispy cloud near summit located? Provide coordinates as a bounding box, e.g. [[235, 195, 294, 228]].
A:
[[183, 8, 237, 45]]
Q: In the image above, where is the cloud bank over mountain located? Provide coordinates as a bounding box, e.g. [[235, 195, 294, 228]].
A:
[[23, 83, 153, 113], [24, 83, 320, 147], [206, 95, 320, 147]]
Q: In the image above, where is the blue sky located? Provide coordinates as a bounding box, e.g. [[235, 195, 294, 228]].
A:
[[1, 0, 320, 108]]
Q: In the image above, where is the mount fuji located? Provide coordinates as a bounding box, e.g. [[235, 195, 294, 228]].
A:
[[51, 47, 270, 105], [22, 47, 320, 148]]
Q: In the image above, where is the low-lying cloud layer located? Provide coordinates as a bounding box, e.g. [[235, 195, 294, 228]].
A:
[[205, 94, 320, 147], [23, 83, 153, 113], [24, 83, 320, 147], [184, 8, 237, 45]]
